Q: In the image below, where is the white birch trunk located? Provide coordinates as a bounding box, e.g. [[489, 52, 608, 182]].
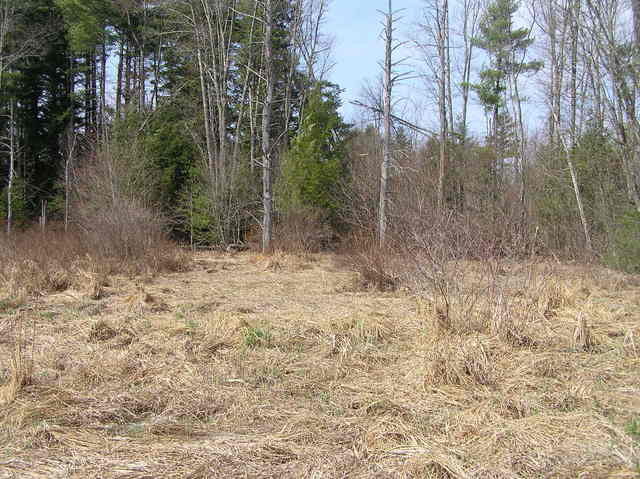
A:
[[6, 102, 14, 235]]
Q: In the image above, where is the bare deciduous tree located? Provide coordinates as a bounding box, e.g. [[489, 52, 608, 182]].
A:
[[416, 0, 451, 211], [378, 0, 408, 246]]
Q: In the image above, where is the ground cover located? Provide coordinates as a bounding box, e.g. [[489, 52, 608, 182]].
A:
[[1, 252, 639, 478]]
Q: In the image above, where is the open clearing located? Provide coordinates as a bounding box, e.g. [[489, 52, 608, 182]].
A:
[[1, 252, 639, 478]]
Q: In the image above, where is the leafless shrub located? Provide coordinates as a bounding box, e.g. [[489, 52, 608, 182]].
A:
[[273, 207, 336, 253], [489, 290, 540, 348], [0, 226, 186, 299], [624, 329, 638, 358], [0, 227, 100, 296], [71, 140, 188, 275], [400, 214, 511, 337], [338, 230, 400, 291], [0, 138, 188, 299]]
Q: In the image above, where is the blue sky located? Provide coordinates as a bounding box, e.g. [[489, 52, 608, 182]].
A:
[[323, 0, 547, 137], [325, 0, 425, 123]]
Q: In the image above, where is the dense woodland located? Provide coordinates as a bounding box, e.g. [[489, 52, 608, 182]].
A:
[[0, 0, 639, 271]]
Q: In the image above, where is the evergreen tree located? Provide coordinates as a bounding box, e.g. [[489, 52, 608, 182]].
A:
[[472, 0, 541, 199], [12, 0, 73, 215], [278, 82, 350, 222], [472, 0, 542, 114]]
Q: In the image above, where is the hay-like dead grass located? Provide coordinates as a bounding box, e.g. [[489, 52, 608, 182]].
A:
[[0, 253, 638, 478], [424, 336, 496, 388], [0, 227, 190, 301]]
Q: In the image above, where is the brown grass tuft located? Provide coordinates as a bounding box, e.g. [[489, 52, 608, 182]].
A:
[[424, 337, 495, 387], [88, 319, 118, 343], [254, 251, 314, 272], [338, 233, 400, 291], [0, 344, 31, 406], [0, 318, 34, 406], [624, 329, 638, 357]]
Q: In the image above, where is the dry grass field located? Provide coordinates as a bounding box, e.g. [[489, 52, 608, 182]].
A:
[[1, 251, 639, 478]]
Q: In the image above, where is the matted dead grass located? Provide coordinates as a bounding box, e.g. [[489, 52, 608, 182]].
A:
[[0, 252, 639, 478]]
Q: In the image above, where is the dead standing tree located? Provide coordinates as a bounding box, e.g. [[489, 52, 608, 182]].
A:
[[378, 0, 410, 247], [415, 0, 452, 212], [3, 101, 15, 234]]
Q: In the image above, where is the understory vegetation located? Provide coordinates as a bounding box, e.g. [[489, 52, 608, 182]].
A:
[[0, 0, 638, 271]]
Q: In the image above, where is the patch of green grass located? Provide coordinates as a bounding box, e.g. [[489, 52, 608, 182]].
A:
[[252, 365, 283, 387], [243, 326, 272, 348], [105, 423, 146, 437], [627, 417, 640, 441], [0, 297, 20, 314], [184, 318, 199, 333], [627, 416, 640, 473], [175, 311, 199, 335]]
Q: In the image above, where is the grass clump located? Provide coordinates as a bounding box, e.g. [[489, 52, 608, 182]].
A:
[[628, 417, 640, 441], [0, 318, 34, 407], [628, 417, 640, 473], [243, 325, 273, 348], [424, 337, 495, 387]]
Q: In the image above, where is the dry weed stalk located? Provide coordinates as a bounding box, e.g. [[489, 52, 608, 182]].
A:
[[624, 329, 638, 357], [433, 302, 452, 336], [123, 284, 156, 312], [537, 279, 577, 319], [78, 269, 109, 300], [572, 313, 596, 352], [490, 290, 533, 347]]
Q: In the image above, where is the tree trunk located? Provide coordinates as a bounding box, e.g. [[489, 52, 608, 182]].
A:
[[84, 54, 92, 131], [511, 76, 526, 228], [632, 0, 640, 81], [552, 110, 592, 252], [100, 40, 107, 136], [444, 0, 453, 145], [569, 0, 580, 148], [64, 121, 76, 233], [116, 39, 124, 119], [196, 42, 214, 174], [124, 42, 131, 107], [6, 101, 14, 235], [436, 0, 448, 212], [460, 0, 479, 140], [91, 49, 97, 128], [261, 0, 274, 253], [379, 0, 393, 247]]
